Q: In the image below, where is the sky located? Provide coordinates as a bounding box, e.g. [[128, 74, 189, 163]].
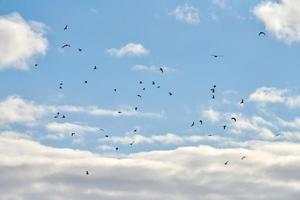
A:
[[1, 0, 300, 199]]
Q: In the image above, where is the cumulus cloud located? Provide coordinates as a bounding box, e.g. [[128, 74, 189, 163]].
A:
[[254, 0, 300, 44], [202, 108, 220, 122], [107, 43, 149, 58], [132, 65, 176, 73], [171, 3, 200, 25], [1, 135, 300, 199], [0, 12, 48, 70]]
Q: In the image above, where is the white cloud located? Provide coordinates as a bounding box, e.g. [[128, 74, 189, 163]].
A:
[[254, 0, 300, 44], [1, 135, 300, 199], [171, 4, 200, 25], [0, 12, 48, 70], [132, 65, 176, 73], [202, 108, 220, 122], [107, 43, 149, 58], [249, 87, 286, 103], [212, 0, 226, 8]]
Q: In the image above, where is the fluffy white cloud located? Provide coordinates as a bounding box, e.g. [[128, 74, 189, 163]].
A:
[[1, 135, 300, 199], [107, 43, 149, 58], [249, 87, 286, 103], [254, 0, 300, 44], [202, 108, 220, 122], [0, 12, 48, 70], [171, 4, 200, 25], [132, 65, 176, 73]]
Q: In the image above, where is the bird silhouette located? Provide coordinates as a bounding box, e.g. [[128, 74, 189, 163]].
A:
[[241, 156, 247, 160], [240, 99, 244, 104], [160, 67, 164, 73], [84, 80, 88, 84], [115, 147, 119, 151], [139, 81, 143, 84], [34, 63, 38, 67], [199, 120, 203, 125], [62, 115, 66, 119], [114, 88, 117, 92], [211, 88, 215, 93], [78, 48, 82, 52], [133, 129, 137, 132], [157, 86, 161, 89], [118, 111, 122, 114], [64, 25, 68, 31], [208, 134, 213, 136], [223, 125, 227, 130], [86, 171, 89, 175], [231, 117, 237, 122], [259, 31, 266, 36], [213, 85, 216, 88], [152, 81, 155, 85], [142, 87, 146, 91], [59, 86, 63, 89], [134, 107, 138, 111], [212, 95, 215, 99], [71, 132, 75, 136], [61, 44, 71, 48], [191, 121, 195, 127], [130, 141, 135, 146], [137, 94, 142, 98], [211, 54, 223, 58], [93, 66, 97, 70], [105, 135, 109, 138], [224, 161, 229, 165], [168, 92, 173, 96]]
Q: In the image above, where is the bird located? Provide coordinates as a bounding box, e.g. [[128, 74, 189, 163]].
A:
[[224, 161, 229, 165], [142, 87, 146, 91], [213, 85, 216, 88], [34, 63, 38, 67], [241, 156, 247, 160], [152, 81, 155, 85], [64, 25, 68, 31], [71, 132, 75, 136], [134, 107, 138, 111], [114, 88, 117, 92], [105, 135, 109, 138], [212, 95, 215, 99], [117, 111, 122, 114], [93, 66, 97, 70], [137, 94, 142, 98], [84, 80, 88, 84], [211, 88, 215, 93], [191, 121, 195, 127], [61, 44, 71, 48], [78, 48, 82, 52], [54, 115, 58, 118], [133, 129, 137, 133], [115, 147, 119, 151], [130, 141, 135, 146], [59, 86, 63, 89], [168, 92, 173, 96], [157, 86, 161, 89], [211, 54, 223, 58], [223, 125, 227, 130], [62, 115, 66, 119], [139, 81, 143, 84], [231, 117, 237, 122], [59, 82, 63, 86], [86, 171, 89, 175], [199, 120, 203, 125], [258, 31, 266, 36], [208, 134, 213, 136], [159, 67, 164, 73], [240, 99, 244, 104]]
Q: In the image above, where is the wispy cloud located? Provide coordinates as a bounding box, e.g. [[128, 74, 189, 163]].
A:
[[107, 43, 149, 58], [171, 3, 200, 25], [202, 108, 221, 122], [131, 64, 176, 73], [0, 12, 48, 70]]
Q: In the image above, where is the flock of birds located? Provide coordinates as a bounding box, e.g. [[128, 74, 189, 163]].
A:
[[35, 25, 267, 175]]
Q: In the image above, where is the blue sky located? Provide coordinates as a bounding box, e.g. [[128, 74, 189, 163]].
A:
[[1, 0, 300, 152], [2, 1, 300, 199]]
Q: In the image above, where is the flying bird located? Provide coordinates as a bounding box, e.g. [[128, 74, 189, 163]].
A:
[[71, 132, 75, 136], [115, 147, 119, 151], [114, 88, 117, 92], [168, 92, 173, 96], [93, 66, 97, 70], [208, 134, 213, 136], [224, 161, 229, 165], [133, 129, 137, 132], [64, 25, 68, 31], [142, 87, 146, 91], [86, 171, 89, 175], [241, 156, 247, 160], [137, 94, 142, 98], [160, 67, 164, 73], [62, 115, 66, 119], [34, 63, 38, 67], [231, 117, 237, 122], [223, 125, 227, 130], [199, 120, 203, 125], [130, 141, 135, 146], [157, 86, 160, 89], [134, 107, 138, 111], [211, 54, 223, 58], [105, 135, 109, 138], [240, 99, 244, 104], [211, 88, 215, 93], [139, 81, 143, 84], [212, 95, 215, 99], [152, 81, 155, 85], [258, 31, 266, 36], [84, 80, 88, 84], [61, 44, 71, 48], [78, 48, 82, 52], [191, 121, 195, 127], [118, 111, 122, 114]]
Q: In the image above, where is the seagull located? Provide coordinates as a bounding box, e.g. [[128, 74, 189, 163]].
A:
[[240, 99, 244, 104], [191, 121, 195, 127], [64, 25, 68, 31], [199, 120, 203, 125], [168, 92, 173, 96], [71, 132, 75, 136], [142, 87, 146, 91], [223, 125, 227, 130], [62, 115, 66, 119], [86, 171, 89, 175], [137, 94, 142, 98], [259, 31, 266, 36], [211, 54, 223, 58], [231, 117, 237, 122], [61, 44, 71, 48], [241, 156, 247, 160], [160, 67, 164, 73], [224, 161, 229, 165]]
